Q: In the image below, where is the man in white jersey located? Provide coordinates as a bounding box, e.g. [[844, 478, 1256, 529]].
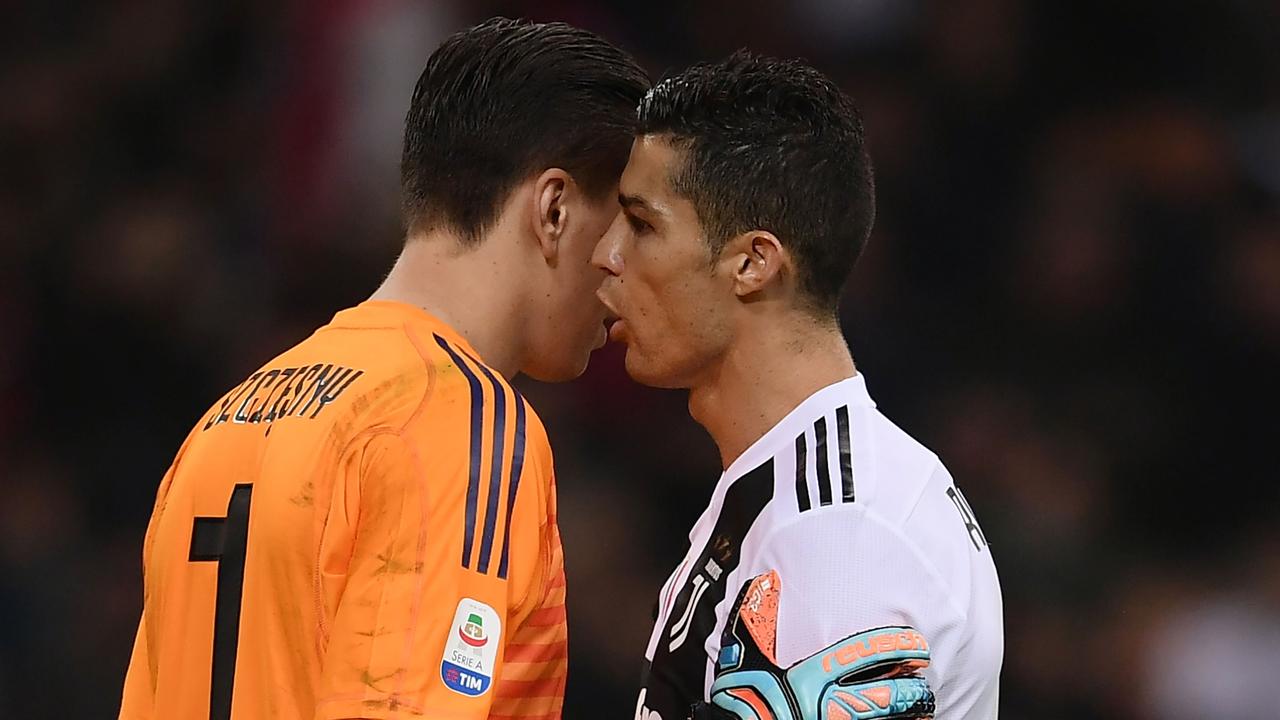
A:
[[593, 52, 1003, 719]]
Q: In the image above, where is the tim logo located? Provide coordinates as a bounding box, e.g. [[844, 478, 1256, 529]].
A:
[[441, 660, 492, 697]]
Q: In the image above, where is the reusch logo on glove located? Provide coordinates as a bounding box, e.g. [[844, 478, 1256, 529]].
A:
[[820, 630, 929, 674]]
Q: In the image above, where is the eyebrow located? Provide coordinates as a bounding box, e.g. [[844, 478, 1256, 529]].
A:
[[619, 193, 659, 214]]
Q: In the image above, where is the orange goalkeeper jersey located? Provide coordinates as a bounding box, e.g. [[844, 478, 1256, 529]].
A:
[[120, 301, 567, 720]]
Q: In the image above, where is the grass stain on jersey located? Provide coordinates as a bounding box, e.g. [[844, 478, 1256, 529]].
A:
[[359, 667, 400, 692], [373, 552, 422, 576], [289, 480, 315, 508]]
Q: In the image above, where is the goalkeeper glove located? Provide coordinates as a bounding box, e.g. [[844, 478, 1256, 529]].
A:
[[691, 570, 935, 720]]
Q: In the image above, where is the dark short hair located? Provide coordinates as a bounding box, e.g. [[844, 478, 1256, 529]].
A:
[[636, 51, 875, 314], [401, 18, 649, 243]]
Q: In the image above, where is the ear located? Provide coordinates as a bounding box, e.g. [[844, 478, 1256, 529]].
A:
[[723, 230, 789, 298], [532, 168, 573, 263]]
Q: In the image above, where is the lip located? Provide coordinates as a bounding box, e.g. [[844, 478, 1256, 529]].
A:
[[597, 289, 622, 323], [595, 288, 619, 319], [608, 317, 627, 342]]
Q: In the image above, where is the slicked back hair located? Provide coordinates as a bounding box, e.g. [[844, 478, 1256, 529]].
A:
[[636, 51, 875, 315], [401, 18, 649, 244]]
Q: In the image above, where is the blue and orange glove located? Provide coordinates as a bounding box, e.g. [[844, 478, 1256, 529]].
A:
[[691, 571, 935, 720]]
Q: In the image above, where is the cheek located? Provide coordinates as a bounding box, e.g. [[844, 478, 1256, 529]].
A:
[[557, 282, 598, 334], [639, 269, 725, 351], [551, 235, 606, 310], [568, 225, 611, 295]]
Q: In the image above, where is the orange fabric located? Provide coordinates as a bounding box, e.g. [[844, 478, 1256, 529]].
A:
[[825, 700, 853, 720], [738, 570, 781, 666], [835, 690, 870, 714], [503, 641, 569, 664], [119, 301, 567, 720], [862, 686, 892, 709], [726, 687, 775, 720]]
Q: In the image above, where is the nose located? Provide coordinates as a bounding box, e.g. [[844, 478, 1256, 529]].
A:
[[592, 212, 626, 276]]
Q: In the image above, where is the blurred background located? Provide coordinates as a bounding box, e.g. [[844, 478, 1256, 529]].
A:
[[3, 0, 1279, 717]]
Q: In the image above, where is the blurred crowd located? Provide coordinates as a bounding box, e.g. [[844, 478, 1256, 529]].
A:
[[2, 0, 1278, 718]]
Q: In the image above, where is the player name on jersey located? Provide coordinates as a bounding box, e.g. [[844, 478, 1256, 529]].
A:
[[203, 363, 365, 433]]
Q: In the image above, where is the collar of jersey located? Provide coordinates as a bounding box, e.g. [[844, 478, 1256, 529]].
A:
[[718, 374, 876, 494], [331, 300, 485, 361]]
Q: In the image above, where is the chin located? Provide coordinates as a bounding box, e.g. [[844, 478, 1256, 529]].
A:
[[523, 351, 591, 383], [623, 351, 685, 389]]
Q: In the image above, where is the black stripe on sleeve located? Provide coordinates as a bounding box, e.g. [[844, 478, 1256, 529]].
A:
[[496, 394, 527, 580], [434, 335, 484, 570], [836, 404, 854, 502], [794, 431, 811, 513], [467, 357, 508, 576], [814, 416, 833, 506]]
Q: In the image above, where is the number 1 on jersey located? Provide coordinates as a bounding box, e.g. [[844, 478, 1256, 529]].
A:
[[188, 484, 254, 720]]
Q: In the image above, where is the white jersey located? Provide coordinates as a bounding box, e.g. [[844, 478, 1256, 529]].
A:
[[636, 375, 1003, 720]]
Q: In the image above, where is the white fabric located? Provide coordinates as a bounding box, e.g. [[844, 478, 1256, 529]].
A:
[[639, 374, 1003, 719]]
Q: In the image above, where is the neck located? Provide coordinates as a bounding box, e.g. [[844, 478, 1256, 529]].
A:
[[370, 228, 530, 378], [689, 315, 856, 471]]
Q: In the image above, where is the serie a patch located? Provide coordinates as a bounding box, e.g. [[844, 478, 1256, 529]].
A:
[[441, 598, 502, 697]]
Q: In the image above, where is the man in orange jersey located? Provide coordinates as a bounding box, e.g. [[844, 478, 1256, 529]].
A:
[[119, 18, 648, 720]]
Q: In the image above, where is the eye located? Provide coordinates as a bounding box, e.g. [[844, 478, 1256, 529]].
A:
[[626, 213, 652, 235]]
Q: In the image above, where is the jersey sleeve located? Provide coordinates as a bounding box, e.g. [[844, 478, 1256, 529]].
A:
[[759, 502, 966, 690], [315, 418, 546, 720], [488, 414, 568, 720]]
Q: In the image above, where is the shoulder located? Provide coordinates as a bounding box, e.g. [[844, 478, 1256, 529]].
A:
[[403, 335, 549, 448], [191, 318, 445, 445], [353, 329, 540, 439], [756, 460, 990, 623], [862, 407, 940, 500], [760, 402, 940, 530], [392, 336, 555, 495], [749, 406, 965, 612], [755, 502, 969, 659]]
